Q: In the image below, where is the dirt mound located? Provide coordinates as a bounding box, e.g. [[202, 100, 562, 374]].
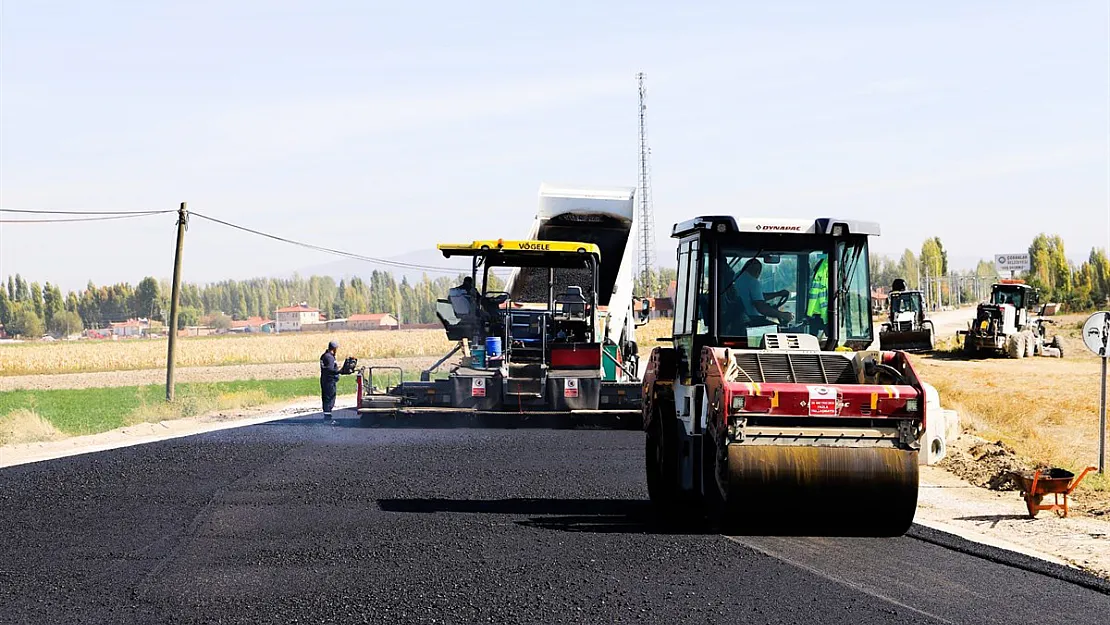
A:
[[0, 409, 67, 446], [938, 435, 1037, 491]]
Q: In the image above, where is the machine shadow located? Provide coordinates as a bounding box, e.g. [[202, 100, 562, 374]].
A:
[[376, 497, 715, 535]]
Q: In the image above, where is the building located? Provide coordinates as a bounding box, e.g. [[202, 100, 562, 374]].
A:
[[347, 313, 400, 331], [109, 318, 149, 337], [274, 305, 320, 332], [229, 316, 274, 333], [302, 318, 349, 332]]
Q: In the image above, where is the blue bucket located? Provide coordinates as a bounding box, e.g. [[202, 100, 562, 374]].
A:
[[472, 346, 486, 368], [485, 336, 503, 359]]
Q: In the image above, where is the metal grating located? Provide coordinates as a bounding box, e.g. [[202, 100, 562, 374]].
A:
[[730, 352, 857, 384]]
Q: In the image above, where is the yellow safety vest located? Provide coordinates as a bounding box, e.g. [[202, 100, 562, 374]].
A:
[[807, 260, 829, 321]]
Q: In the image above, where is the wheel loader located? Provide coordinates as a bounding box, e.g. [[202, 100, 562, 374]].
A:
[[878, 280, 935, 352], [642, 216, 927, 536], [958, 280, 1064, 359]]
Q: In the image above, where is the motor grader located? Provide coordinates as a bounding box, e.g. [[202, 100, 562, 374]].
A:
[[642, 216, 927, 536], [959, 280, 1064, 359]]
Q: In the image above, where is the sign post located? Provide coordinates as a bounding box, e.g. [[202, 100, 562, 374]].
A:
[[994, 253, 1031, 278], [1083, 311, 1110, 474]]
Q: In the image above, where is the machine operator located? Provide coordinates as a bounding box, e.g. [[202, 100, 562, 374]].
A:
[[733, 259, 794, 327]]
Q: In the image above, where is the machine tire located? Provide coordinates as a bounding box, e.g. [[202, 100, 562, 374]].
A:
[[1024, 332, 1036, 358], [645, 407, 682, 521], [1051, 336, 1064, 358], [922, 321, 936, 351], [1007, 334, 1025, 359]]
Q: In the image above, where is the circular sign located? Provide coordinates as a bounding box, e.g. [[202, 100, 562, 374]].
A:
[[1082, 311, 1110, 357]]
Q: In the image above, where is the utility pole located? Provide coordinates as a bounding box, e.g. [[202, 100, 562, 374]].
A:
[[636, 72, 657, 295], [166, 202, 188, 402]]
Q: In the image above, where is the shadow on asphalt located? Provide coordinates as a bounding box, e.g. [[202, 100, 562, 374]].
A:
[[376, 497, 716, 535], [954, 514, 1034, 523]]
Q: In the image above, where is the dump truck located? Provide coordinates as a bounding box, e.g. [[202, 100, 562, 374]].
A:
[[510, 183, 643, 380], [357, 238, 647, 427], [959, 280, 1063, 358], [642, 216, 926, 536], [878, 280, 935, 352]]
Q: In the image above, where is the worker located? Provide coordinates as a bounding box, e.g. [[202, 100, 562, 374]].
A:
[[319, 340, 342, 422], [807, 257, 829, 328], [732, 259, 793, 327]]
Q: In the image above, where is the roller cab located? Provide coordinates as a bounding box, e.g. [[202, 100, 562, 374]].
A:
[[642, 216, 925, 536]]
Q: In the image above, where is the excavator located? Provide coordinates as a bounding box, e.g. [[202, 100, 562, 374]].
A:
[[641, 216, 927, 536]]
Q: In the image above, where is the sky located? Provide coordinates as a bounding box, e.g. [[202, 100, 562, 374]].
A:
[[1, 0, 1108, 292]]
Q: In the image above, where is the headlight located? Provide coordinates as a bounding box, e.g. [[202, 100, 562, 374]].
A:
[[905, 398, 919, 412], [730, 395, 745, 412]]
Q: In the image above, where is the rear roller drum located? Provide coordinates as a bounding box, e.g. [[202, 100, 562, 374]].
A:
[[716, 445, 919, 537]]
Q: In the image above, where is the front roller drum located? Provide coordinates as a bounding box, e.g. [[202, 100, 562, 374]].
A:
[[720, 445, 919, 537]]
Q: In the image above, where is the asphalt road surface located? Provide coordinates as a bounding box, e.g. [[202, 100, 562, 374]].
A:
[[2, 412, 1107, 625]]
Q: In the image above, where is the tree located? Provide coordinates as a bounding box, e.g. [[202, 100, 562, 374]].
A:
[[1028, 233, 1072, 301], [49, 311, 84, 337], [203, 312, 232, 330], [7, 304, 44, 338], [178, 306, 201, 330], [920, 238, 946, 278], [135, 277, 161, 320], [0, 290, 11, 326], [42, 282, 63, 327], [898, 250, 920, 289], [29, 282, 44, 319]]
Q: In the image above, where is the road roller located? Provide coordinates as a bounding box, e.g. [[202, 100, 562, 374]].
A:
[[642, 216, 926, 536]]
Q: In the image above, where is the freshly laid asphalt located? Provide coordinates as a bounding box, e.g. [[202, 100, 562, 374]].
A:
[[1, 411, 1107, 625]]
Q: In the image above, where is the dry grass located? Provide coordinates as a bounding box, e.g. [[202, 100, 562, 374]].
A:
[[0, 329, 454, 377], [1, 319, 680, 378], [914, 314, 1108, 509], [0, 409, 67, 445]]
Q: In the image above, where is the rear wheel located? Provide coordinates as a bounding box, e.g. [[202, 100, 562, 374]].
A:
[[1024, 332, 1036, 357], [1007, 334, 1026, 359], [1051, 336, 1064, 358]]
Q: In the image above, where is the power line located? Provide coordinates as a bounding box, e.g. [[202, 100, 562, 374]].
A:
[[0, 212, 173, 224], [0, 208, 173, 215], [189, 211, 464, 275]]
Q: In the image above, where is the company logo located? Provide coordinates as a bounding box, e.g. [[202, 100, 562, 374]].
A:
[[517, 242, 551, 251], [755, 224, 803, 232]]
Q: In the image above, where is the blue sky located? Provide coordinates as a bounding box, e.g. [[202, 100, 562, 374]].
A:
[[1, 0, 1107, 291]]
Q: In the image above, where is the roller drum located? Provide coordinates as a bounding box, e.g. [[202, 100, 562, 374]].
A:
[[721, 445, 919, 537]]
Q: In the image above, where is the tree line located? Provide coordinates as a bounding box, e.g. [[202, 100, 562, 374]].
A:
[[870, 233, 1110, 311], [0, 271, 506, 338]]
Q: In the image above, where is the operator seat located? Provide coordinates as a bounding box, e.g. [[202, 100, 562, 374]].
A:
[[556, 286, 587, 319]]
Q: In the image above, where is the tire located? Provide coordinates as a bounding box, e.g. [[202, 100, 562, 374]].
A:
[[922, 322, 935, 351], [1051, 336, 1064, 358], [645, 408, 680, 515], [1025, 332, 1036, 358], [1007, 334, 1025, 359]]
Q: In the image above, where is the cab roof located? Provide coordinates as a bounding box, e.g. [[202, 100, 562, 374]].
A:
[[671, 216, 881, 238], [437, 239, 601, 268]]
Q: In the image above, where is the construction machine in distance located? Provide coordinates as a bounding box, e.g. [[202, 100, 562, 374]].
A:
[[642, 216, 927, 536], [356, 238, 647, 428], [959, 280, 1064, 358], [878, 278, 935, 352]]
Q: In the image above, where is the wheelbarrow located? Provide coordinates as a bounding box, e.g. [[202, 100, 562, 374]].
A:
[[1014, 466, 1097, 518]]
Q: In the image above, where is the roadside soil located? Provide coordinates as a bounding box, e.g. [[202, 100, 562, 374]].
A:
[[0, 357, 439, 391]]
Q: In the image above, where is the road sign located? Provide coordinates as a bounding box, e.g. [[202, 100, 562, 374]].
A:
[[1083, 311, 1110, 357], [1085, 311, 1110, 475], [994, 253, 1030, 273]]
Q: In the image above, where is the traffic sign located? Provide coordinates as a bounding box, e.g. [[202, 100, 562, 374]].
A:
[[995, 253, 1030, 273], [1083, 311, 1110, 357], [1085, 311, 1110, 475]]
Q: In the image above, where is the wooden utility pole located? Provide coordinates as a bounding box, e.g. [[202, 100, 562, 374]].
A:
[[166, 202, 188, 402]]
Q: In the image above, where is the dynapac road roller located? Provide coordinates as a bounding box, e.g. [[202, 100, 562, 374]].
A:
[[642, 216, 926, 536]]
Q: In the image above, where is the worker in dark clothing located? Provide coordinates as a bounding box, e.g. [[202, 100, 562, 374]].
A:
[[320, 340, 342, 421]]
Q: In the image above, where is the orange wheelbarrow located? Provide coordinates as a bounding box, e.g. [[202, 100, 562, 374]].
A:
[[1014, 467, 1097, 518]]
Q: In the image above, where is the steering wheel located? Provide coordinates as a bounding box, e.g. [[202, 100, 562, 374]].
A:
[[766, 291, 790, 308]]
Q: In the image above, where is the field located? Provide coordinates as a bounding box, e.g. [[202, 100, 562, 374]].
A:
[[0, 328, 455, 377], [914, 313, 1108, 506], [0, 376, 357, 445]]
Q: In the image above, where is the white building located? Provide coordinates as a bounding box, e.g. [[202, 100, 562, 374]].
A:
[[274, 304, 320, 332]]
